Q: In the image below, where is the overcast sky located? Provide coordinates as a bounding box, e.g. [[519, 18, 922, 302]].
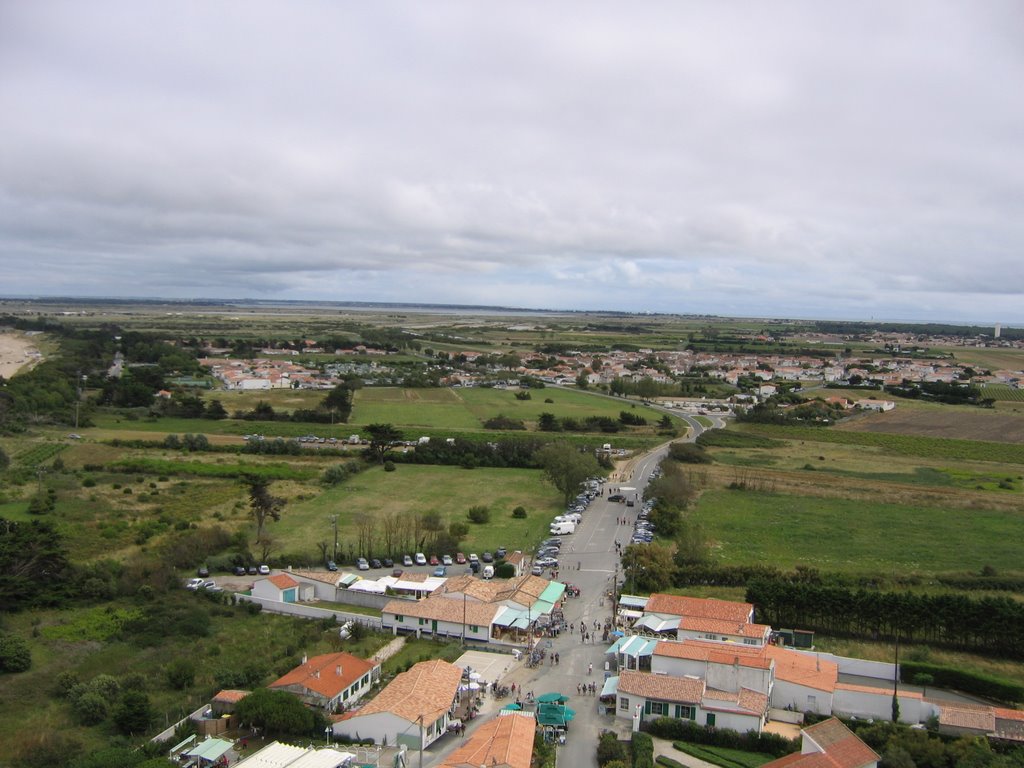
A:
[[1, 2, 1022, 323]]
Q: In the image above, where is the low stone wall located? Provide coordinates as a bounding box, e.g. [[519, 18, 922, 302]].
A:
[[769, 708, 804, 724], [235, 593, 383, 629]]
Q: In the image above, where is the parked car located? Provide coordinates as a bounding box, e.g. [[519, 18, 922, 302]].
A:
[[197, 565, 210, 577], [531, 565, 543, 576], [338, 621, 354, 640], [258, 564, 271, 575], [455, 552, 467, 564], [247, 565, 258, 575], [403, 555, 413, 566], [442, 554, 453, 566], [326, 560, 338, 571], [392, 568, 403, 577], [469, 553, 479, 563], [370, 558, 382, 569], [429, 555, 440, 566], [433, 566, 447, 577], [383, 557, 394, 568], [414, 553, 427, 565], [356, 558, 369, 571], [481, 552, 494, 563], [186, 577, 205, 590], [495, 547, 507, 559]]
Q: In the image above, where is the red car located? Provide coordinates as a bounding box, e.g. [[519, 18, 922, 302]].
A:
[[455, 552, 467, 564], [429, 555, 440, 566]]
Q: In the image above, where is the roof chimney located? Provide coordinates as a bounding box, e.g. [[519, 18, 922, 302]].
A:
[[336, 665, 342, 676], [302, 654, 307, 665]]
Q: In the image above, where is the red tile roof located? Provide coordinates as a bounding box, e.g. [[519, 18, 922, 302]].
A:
[[618, 670, 704, 703], [763, 645, 838, 692], [763, 718, 878, 768], [353, 659, 462, 724], [654, 640, 773, 670], [437, 712, 535, 768], [645, 594, 753, 623], [678, 616, 771, 639], [268, 573, 300, 590], [213, 689, 250, 703], [269, 652, 378, 701]]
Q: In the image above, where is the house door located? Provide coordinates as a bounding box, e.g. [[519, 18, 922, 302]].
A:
[[706, 713, 716, 727], [431, 620, 438, 633]]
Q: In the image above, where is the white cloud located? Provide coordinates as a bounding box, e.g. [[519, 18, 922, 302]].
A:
[[0, 1, 1021, 323]]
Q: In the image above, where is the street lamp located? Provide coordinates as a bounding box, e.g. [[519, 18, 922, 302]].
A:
[[325, 726, 331, 745]]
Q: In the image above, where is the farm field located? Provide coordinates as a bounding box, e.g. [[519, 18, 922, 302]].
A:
[[834, 403, 1024, 443], [983, 384, 1024, 403], [692, 488, 1024, 576], [280, 463, 563, 557]]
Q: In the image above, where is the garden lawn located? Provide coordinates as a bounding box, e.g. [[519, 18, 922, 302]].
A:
[[671, 742, 774, 768], [277, 464, 563, 556], [695, 488, 1024, 576]]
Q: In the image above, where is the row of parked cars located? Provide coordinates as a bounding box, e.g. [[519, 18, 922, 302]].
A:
[[540, 478, 603, 567], [354, 549, 509, 573], [630, 466, 660, 545]]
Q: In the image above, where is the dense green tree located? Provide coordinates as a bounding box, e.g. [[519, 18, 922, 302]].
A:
[[365, 423, 402, 464], [234, 688, 326, 737], [0, 518, 73, 611], [0, 444, 9, 470], [537, 412, 560, 431], [536, 442, 600, 505], [321, 384, 354, 422], [203, 399, 228, 419], [621, 542, 676, 592], [74, 691, 109, 725], [112, 690, 153, 735], [164, 658, 196, 690]]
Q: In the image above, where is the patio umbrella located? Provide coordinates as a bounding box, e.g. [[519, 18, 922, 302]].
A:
[[469, 672, 482, 681], [611, 630, 624, 637], [501, 703, 523, 711], [536, 692, 569, 704], [468, 682, 480, 690]]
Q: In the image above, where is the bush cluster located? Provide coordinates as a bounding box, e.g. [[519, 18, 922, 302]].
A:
[[645, 718, 797, 758]]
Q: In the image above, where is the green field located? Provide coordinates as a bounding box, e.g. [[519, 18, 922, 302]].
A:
[[694, 488, 1024, 575], [983, 384, 1024, 402], [278, 463, 564, 556]]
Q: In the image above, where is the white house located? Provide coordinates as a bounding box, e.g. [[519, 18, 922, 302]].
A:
[[251, 573, 314, 604], [615, 669, 768, 733], [269, 652, 381, 712], [333, 659, 462, 749], [761, 718, 878, 768]]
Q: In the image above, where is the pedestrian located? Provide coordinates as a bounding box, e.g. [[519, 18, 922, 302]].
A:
[[588, 662, 593, 675], [578, 560, 581, 570], [577, 683, 582, 695], [555, 652, 560, 665]]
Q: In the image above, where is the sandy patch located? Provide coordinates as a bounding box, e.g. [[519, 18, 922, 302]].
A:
[[0, 332, 42, 378]]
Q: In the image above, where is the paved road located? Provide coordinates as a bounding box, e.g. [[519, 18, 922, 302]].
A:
[[422, 416, 717, 768]]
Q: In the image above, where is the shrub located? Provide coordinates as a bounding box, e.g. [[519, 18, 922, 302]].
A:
[[597, 731, 628, 766], [656, 758, 685, 768], [631, 731, 654, 768], [512, 506, 527, 519], [383, 461, 396, 472], [668, 443, 711, 464], [900, 662, 1024, 704], [74, 691, 110, 726], [467, 505, 491, 524], [646, 718, 797, 758], [0, 634, 32, 673], [165, 658, 196, 690]]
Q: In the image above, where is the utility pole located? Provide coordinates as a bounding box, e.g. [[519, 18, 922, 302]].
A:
[[417, 714, 424, 768], [330, 515, 339, 562], [74, 370, 82, 429]]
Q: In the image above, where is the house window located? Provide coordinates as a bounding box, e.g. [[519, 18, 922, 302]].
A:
[[744, 638, 758, 645], [619, 697, 630, 711], [674, 705, 695, 720], [650, 701, 667, 715], [418, 618, 426, 625], [469, 625, 479, 632], [395, 615, 404, 622]]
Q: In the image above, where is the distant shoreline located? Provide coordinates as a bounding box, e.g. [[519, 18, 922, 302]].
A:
[[0, 331, 42, 379]]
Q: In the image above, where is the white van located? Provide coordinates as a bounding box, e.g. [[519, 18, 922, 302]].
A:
[[550, 521, 576, 535], [482, 564, 494, 580]]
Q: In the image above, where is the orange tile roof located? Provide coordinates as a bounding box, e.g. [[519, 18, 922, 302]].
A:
[[213, 689, 250, 703], [437, 712, 535, 768], [678, 616, 771, 639], [384, 596, 500, 626], [763, 646, 838, 692], [268, 573, 300, 590], [645, 594, 753, 623], [353, 659, 462, 723], [938, 704, 995, 732], [702, 686, 769, 716], [802, 717, 879, 768], [834, 682, 921, 699], [654, 640, 773, 670], [618, 670, 704, 703], [994, 707, 1024, 722], [269, 652, 378, 701]]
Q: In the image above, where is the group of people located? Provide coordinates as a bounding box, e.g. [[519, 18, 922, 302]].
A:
[[577, 681, 599, 695]]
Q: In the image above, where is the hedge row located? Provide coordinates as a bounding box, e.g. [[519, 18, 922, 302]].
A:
[[644, 718, 797, 758], [631, 732, 654, 768], [900, 661, 1024, 705]]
